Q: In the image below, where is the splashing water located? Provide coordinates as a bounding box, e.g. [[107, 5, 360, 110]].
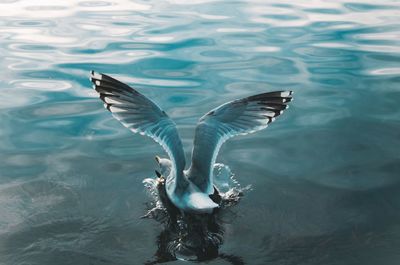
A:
[[142, 163, 250, 221], [141, 163, 250, 263]]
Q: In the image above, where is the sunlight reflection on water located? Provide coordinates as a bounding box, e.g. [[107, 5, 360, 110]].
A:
[[1, 0, 400, 264]]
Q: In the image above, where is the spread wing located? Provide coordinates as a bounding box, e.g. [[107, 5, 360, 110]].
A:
[[188, 91, 293, 194], [90, 71, 186, 175]]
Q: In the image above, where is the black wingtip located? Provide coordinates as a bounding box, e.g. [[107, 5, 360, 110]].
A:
[[90, 71, 101, 84], [155, 170, 161, 178], [89, 70, 95, 82]]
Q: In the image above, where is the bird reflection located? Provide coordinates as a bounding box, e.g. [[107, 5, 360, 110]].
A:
[[143, 172, 246, 264]]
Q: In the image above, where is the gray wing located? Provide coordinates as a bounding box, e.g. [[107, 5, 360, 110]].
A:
[[90, 71, 186, 175], [188, 91, 293, 194]]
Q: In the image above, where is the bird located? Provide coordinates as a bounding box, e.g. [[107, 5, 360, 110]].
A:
[[90, 71, 293, 214]]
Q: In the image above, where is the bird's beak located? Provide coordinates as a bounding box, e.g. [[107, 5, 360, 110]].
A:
[[155, 155, 160, 163], [155, 170, 165, 184]]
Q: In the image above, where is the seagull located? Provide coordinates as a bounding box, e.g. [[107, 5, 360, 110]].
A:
[[90, 71, 293, 214]]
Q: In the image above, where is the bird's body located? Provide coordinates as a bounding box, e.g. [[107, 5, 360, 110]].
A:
[[167, 174, 219, 213], [90, 71, 293, 214], [155, 156, 219, 214]]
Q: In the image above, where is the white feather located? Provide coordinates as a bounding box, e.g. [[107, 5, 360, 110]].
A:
[[91, 71, 293, 213], [187, 91, 293, 194]]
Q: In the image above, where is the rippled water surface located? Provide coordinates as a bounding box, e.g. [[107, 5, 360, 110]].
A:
[[1, 0, 400, 264]]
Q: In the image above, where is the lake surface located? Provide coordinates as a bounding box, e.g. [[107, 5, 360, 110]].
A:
[[1, 0, 400, 264]]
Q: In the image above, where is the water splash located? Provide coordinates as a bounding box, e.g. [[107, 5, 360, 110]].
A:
[[142, 163, 250, 221], [141, 163, 250, 263]]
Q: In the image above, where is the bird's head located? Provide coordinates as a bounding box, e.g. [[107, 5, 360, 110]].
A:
[[155, 155, 172, 177]]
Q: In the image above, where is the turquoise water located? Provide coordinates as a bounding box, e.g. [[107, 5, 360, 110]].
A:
[[1, 0, 400, 264]]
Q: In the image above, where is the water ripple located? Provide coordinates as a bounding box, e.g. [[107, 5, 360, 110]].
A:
[[1, 0, 400, 264]]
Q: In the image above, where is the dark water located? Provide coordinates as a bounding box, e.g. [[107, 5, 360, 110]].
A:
[[1, 0, 400, 264]]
